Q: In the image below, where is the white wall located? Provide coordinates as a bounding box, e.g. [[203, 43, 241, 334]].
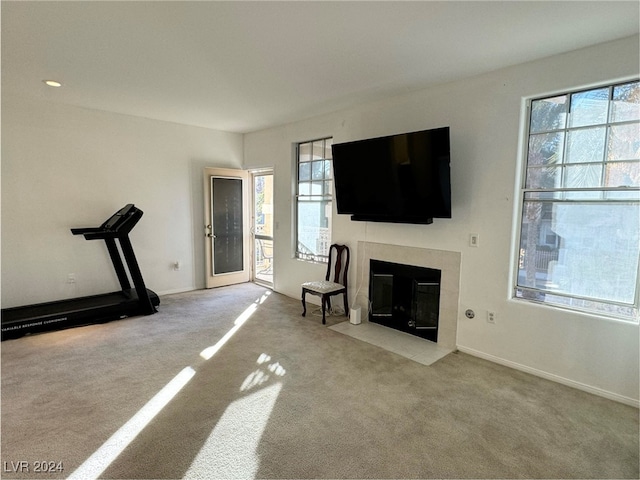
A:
[[243, 36, 640, 405], [1, 97, 243, 306]]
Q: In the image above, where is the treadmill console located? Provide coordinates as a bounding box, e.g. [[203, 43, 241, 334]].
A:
[[71, 204, 143, 239], [102, 204, 142, 232]]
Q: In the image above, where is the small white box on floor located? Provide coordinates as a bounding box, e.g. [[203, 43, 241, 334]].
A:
[[349, 307, 362, 325]]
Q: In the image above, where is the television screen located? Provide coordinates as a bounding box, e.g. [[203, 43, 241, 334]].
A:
[[332, 127, 451, 224]]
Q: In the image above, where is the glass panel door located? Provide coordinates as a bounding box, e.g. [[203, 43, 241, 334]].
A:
[[203, 167, 250, 289], [212, 177, 244, 274], [253, 172, 274, 287]]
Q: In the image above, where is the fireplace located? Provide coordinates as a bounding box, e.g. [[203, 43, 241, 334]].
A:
[[355, 241, 461, 350], [369, 260, 441, 342]]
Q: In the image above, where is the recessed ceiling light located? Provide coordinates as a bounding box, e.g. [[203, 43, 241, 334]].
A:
[[43, 80, 62, 87]]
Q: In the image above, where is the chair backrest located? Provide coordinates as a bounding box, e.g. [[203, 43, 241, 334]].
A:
[[325, 244, 350, 288]]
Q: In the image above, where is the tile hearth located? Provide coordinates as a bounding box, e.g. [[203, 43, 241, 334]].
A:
[[329, 320, 454, 366]]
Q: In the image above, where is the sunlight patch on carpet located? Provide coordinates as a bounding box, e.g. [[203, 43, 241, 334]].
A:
[[183, 382, 282, 479], [200, 291, 270, 361], [241, 353, 287, 391], [68, 366, 196, 480]]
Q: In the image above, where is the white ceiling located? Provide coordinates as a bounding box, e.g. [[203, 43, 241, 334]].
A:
[[2, 1, 639, 134]]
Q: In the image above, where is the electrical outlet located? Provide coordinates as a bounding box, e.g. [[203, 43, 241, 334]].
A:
[[487, 311, 496, 324], [469, 233, 479, 247], [67, 273, 76, 284]]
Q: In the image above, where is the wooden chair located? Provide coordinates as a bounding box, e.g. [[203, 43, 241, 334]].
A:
[[301, 244, 350, 324]]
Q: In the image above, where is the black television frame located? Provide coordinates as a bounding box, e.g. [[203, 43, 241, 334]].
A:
[[331, 126, 451, 224]]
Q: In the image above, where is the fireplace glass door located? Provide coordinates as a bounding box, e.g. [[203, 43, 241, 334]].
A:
[[413, 281, 440, 330], [371, 273, 393, 318], [369, 260, 441, 342]]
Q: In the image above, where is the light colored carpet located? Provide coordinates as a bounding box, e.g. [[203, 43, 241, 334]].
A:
[[1, 283, 638, 479]]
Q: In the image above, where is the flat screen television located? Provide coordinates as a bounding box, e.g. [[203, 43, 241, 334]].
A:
[[331, 126, 451, 224]]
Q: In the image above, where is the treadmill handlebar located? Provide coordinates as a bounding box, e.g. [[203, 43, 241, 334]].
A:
[[71, 204, 143, 239], [70, 227, 101, 235]]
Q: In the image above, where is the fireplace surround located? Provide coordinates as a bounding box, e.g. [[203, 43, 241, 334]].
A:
[[355, 241, 461, 350]]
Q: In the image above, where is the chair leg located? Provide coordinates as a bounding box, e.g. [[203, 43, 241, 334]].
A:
[[321, 295, 327, 325], [301, 290, 307, 317], [344, 291, 349, 315]]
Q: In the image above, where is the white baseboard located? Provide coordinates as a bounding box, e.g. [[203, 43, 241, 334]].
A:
[[457, 346, 639, 408], [155, 286, 197, 297]]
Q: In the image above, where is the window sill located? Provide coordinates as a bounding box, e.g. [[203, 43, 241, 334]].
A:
[[509, 296, 639, 325]]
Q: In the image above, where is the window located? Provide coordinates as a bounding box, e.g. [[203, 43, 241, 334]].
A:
[[515, 80, 639, 321], [295, 137, 333, 262]]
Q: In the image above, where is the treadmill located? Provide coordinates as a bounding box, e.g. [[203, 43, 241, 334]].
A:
[[1, 204, 159, 340]]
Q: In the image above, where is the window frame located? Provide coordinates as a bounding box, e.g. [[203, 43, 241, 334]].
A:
[[294, 136, 333, 263], [512, 79, 640, 322]]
